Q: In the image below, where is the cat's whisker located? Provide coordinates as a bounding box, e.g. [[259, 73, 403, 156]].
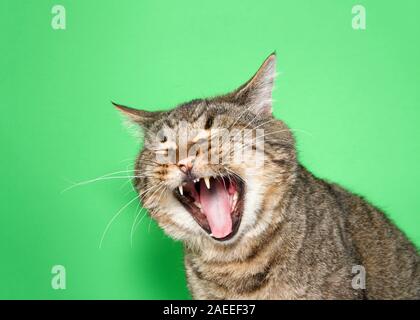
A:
[[254, 128, 313, 140], [130, 182, 165, 247], [142, 183, 166, 210], [224, 168, 245, 183], [99, 193, 140, 249], [118, 157, 137, 164], [61, 176, 134, 193], [129, 200, 143, 245], [230, 103, 273, 142], [62, 175, 151, 193], [227, 100, 262, 131], [225, 127, 312, 160], [138, 158, 162, 166], [219, 171, 228, 192], [227, 130, 291, 156], [138, 182, 164, 197], [148, 184, 166, 213], [237, 118, 279, 142], [130, 207, 149, 246], [132, 182, 167, 241], [61, 168, 145, 192]]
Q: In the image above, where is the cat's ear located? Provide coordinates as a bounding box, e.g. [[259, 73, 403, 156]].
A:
[[220, 53, 277, 115], [113, 102, 160, 127]]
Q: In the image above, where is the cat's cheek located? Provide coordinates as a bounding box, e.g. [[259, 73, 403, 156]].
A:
[[238, 176, 264, 232], [158, 223, 190, 241], [152, 213, 190, 241], [156, 203, 203, 240], [164, 169, 185, 190]]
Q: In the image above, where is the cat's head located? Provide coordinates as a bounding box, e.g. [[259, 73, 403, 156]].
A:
[[115, 54, 297, 247]]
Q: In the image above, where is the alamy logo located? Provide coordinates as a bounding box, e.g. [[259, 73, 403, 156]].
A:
[[352, 5, 366, 30], [151, 123, 265, 167], [51, 265, 66, 290], [352, 265, 366, 289], [51, 5, 66, 30]]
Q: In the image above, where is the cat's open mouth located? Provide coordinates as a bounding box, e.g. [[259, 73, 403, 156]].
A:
[[173, 175, 245, 241]]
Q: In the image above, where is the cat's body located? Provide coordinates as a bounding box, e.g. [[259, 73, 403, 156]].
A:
[[185, 164, 419, 299], [115, 53, 420, 299]]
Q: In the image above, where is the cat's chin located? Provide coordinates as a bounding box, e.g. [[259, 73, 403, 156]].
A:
[[173, 175, 245, 242]]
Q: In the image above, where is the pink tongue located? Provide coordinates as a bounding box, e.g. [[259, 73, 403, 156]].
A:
[[199, 180, 232, 239]]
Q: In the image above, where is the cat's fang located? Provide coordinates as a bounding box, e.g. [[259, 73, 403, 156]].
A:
[[233, 192, 238, 203], [178, 185, 184, 196], [204, 177, 211, 189], [233, 192, 238, 208]]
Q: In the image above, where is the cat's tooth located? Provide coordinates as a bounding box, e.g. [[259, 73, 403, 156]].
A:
[[204, 177, 211, 189], [178, 185, 184, 196], [195, 202, 202, 209], [233, 192, 238, 206]]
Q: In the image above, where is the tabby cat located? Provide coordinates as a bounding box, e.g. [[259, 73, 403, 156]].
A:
[[114, 53, 419, 299]]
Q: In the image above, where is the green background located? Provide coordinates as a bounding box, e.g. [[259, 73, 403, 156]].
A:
[[1, 0, 419, 299]]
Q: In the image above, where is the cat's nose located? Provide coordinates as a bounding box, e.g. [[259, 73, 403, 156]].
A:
[[177, 156, 195, 174]]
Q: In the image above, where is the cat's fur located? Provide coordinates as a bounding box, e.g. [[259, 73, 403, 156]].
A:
[[115, 54, 420, 299]]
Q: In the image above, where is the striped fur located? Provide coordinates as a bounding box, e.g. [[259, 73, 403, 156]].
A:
[[118, 54, 419, 299]]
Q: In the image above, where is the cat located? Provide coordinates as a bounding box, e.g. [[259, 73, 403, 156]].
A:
[[114, 53, 420, 299]]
